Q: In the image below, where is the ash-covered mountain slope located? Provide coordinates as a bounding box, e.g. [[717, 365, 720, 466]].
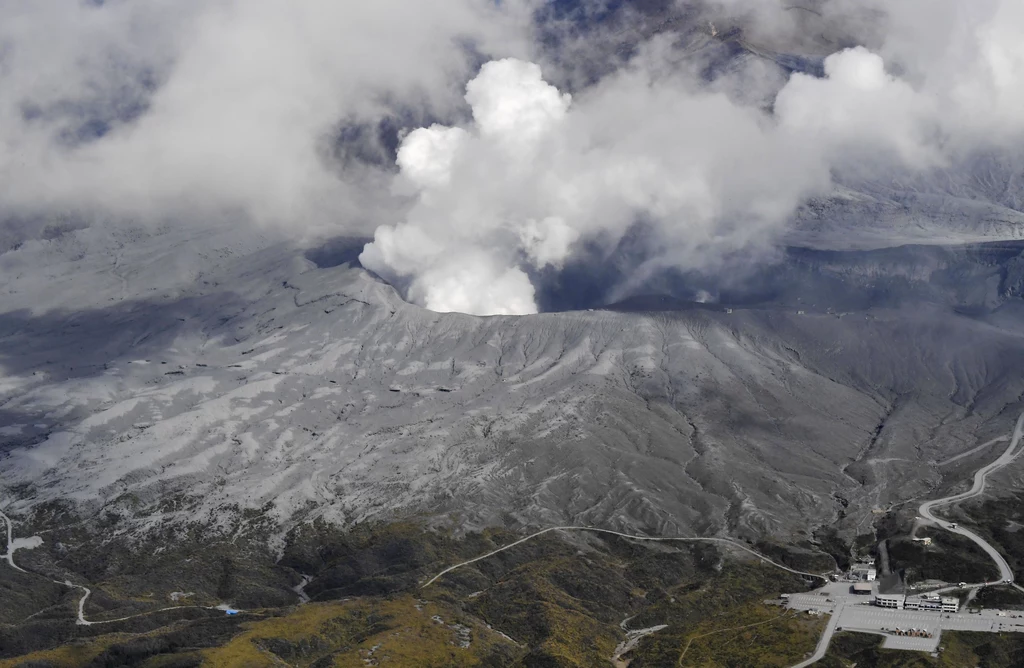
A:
[[791, 160, 1024, 250], [4, 225, 1024, 546]]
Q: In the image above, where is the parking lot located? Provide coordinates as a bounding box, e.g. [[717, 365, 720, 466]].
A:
[[786, 581, 874, 611], [881, 634, 940, 652], [785, 584, 1024, 654]]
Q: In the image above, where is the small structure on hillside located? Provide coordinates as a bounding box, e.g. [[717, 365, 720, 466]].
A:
[[850, 562, 878, 581]]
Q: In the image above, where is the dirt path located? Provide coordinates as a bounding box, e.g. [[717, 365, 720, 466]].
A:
[[421, 525, 829, 589]]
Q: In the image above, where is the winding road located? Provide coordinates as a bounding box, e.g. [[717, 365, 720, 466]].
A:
[[918, 411, 1024, 586], [2, 505, 230, 625], [792, 411, 1024, 667], [936, 434, 1008, 468], [2, 506, 107, 625], [421, 412, 1024, 596]]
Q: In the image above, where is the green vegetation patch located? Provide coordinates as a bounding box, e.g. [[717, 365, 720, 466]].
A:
[[813, 527, 853, 572], [3, 516, 835, 668], [974, 586, 1024, 611], [822, 629, 1024, 667], [650, 602, 823, 667], [960, 493, 1024, 583], [623, 562, 820, 666], [201, 596, 519, 668], [887, 529, 998, 584]]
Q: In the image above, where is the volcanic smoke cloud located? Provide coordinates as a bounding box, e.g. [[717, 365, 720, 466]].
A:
[[360, 0, 1024, 315], [2, 1, 1024, 315], [359, 55, 830, 315]]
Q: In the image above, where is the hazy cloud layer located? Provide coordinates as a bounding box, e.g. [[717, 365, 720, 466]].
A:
[[2, 1, 1023, 314], [0, 0, 532, 231]]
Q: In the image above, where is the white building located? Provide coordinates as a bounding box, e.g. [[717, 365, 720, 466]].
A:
[[905, 598, 939, 611], [904, 595, 959, 613], [875, 593, 905, 609]]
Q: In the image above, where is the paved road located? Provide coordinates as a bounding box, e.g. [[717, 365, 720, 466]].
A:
[[936, 434, 1009, 467], [919, 412, 1024, 585], [790, 603, 843, 668], [1, 505, 229, 625], [422, 525, 829, 588], [1, 505, 93, 622]]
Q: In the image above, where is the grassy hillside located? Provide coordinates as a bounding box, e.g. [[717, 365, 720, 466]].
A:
[[0, 521, 828, 667]]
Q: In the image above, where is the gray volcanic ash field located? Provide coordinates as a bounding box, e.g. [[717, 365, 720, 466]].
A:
[[4, 224, 1024, 549]]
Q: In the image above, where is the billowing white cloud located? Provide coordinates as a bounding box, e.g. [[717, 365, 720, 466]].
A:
[[519, 217, 579, 268], [770, 0, 1024, 169], [465, 59, 571, 149], [395, 125, 469, 192], [360, 56, 832, 315], [411, 252, 538, 317], [776, 47, 940, 169], [361, 59, 576, 314]]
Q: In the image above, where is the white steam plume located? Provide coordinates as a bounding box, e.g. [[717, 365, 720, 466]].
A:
[[361, 53, 829, 315], [363, 1, 1024, 315]]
